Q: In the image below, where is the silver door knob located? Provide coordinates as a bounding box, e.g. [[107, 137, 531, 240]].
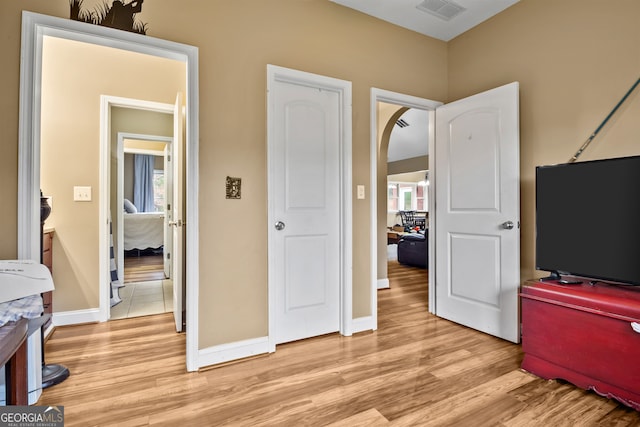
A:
[[275, 221, 285, 231], [501, 221, 514, 230]]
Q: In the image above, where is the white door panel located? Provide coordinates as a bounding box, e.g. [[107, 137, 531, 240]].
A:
[[172, 93, 184, 333], [271, 77, 341, 345], [449, 233, 500, 306], [163, 143, 172, 279], [435, 82, 520, 343], [449, 110, 500, 210], [285, 235, 334, 315]]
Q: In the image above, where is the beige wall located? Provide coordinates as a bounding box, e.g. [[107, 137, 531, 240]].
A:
[[448, 0, 640, 281], [0, 1, 447, 350], [39, 36, 184, 312], [3, 0, 638, 356]]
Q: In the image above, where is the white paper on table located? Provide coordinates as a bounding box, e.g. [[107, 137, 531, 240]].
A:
[[0, 260, 55, 303]]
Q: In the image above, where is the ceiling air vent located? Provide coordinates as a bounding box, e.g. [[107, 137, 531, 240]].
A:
[[416, 0, 466, 21], [396, 118, 410, 128]]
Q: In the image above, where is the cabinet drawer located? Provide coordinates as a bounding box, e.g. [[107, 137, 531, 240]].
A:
[[43, 232, 52, 252], [42, 249, 52, 271], [522, 296, 640, 392]]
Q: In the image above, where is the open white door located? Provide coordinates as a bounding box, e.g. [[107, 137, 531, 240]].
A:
[[434, 82, 520, 343], [171, 93, 185, 332], [163, 143, 173, 279]]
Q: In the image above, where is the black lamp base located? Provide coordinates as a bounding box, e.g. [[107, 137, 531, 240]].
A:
[[42, 363, 69, 389]]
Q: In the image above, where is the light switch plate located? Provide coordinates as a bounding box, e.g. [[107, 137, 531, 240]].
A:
[[357, 185, 365, 199], [74, 186, 92, 201]]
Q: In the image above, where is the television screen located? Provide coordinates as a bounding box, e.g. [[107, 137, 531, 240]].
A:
[[536, 155, 640, 285]]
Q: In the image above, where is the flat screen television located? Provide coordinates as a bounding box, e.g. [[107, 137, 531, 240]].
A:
[[536, 155, 640, 285]]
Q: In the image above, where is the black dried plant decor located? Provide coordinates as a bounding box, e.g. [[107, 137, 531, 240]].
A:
[[70, 0, 148, 34]]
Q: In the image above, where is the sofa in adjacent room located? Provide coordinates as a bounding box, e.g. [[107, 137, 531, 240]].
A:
[[397, 230, 428, 269]]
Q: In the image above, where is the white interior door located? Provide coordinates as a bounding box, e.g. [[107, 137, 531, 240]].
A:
[[163, 143, 173, 279], [434, 82, 520, 343], [270, 74, 342, 345], [171, 93, 185, 332]]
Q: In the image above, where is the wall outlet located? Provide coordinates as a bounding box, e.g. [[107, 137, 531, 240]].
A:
[[357, 185, 365, 200], [73, 186, 92, 202]]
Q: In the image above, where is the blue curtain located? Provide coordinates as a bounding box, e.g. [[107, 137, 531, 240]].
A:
[[133, 154, 155, 212]]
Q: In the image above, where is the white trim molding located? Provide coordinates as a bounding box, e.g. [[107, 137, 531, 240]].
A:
[[197, 337, 270, 368], [377, 278, 390, 289], [351, 316, 375, 334], [52, 308, 102, 327]]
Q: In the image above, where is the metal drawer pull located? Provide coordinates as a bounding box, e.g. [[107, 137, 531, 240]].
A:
[[631, 322, 640, 334]]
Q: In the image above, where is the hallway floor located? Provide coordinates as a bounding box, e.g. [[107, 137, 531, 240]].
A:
[[110, 280, 173, 319]]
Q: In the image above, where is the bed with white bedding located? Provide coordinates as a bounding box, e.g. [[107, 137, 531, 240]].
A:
[[123, 212, 165, 251]]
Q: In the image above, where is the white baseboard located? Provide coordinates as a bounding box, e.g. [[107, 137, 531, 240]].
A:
[[197, 336, 270, 369], [52, 308, 102, 326], [351, 316, 375, 334], [377, 278, 390, 289]]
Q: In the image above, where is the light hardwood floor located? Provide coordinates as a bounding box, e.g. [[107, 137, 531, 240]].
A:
[[40, 261, 640, 426], [123, 253, 165, 284]]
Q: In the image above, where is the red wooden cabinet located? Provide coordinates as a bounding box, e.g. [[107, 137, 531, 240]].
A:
[[521, 279, 640, 411]]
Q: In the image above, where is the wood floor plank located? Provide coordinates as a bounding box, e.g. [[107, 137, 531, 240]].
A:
[[39, 261, 640, 426], [124, 254, 165, 283], [326, 408, 390, 426]]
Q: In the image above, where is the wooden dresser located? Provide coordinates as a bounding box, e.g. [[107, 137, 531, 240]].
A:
[[42, 229, 54, 330], [521, 279, 640, 411]]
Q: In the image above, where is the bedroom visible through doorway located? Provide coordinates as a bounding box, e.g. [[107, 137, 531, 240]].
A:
[[110, 128, 176, 320]]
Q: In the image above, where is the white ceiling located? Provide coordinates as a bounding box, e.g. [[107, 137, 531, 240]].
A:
[[387, 109, 430, 163], [330, 0, 519, 42]]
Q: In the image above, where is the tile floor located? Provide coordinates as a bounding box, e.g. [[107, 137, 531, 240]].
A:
[[110, 280, 173, 319]]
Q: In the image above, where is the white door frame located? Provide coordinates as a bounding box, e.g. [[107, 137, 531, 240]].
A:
[[115, 128, 173, 289], [369, 88, 442, 325], [267, 65, 353, 351], [17, 12, 200, 371]]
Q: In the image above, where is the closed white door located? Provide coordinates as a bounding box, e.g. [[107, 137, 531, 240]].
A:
[[434, 82, 520, 343], [269, 71, 342, 345], [171, 93, 185, 332]]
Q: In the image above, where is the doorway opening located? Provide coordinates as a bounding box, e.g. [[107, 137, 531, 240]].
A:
[[19, 12, 201, 371], [111, 130, 175, 320], [370, 89, 441, 329], [384, 107, 430, 276]]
